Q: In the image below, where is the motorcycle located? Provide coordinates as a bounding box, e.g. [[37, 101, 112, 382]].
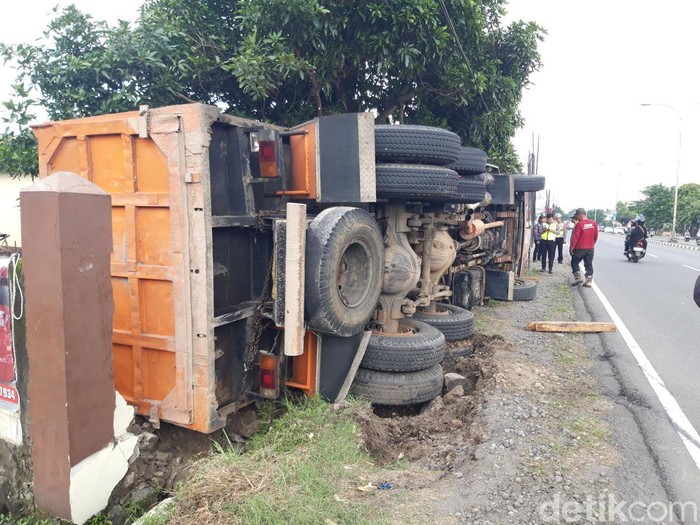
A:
[[685, 233, 690, 243], [625, 239, 647, 263]]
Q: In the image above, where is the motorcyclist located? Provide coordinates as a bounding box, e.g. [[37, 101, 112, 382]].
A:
[[625, 215, 648, 256]]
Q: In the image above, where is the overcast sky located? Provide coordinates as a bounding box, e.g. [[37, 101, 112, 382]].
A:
[[2, 1, 699, 213]]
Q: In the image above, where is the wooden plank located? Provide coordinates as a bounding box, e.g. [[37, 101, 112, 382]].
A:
[[526, 321, 616, 333], [334, 331, 373, 403]]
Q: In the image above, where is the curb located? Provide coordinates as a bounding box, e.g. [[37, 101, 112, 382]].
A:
[[647, 239, 700, 252]]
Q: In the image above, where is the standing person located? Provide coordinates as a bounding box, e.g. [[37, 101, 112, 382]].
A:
[[540, 213, 557, 274], [532, 215, 545, 262], [554, 213, 566, 263], [569, 208, 598, 287]]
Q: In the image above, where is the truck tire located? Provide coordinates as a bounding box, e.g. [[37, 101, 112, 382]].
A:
[[360, 319, 446, 372], [511, 174, 546, 192], [446, 146, 488, 175], [376, 164, 460, 201], [474, 172, 495, 189], [513, 279, 537, 301], [453, 177, 487, 203], [412, 303, 474, 341], [305, 207, 384, 337], [375, 124, 461, 165], [350, 364, 444, 405]]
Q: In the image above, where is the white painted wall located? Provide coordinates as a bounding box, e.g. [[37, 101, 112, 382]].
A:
[[0, 175, 30, 247]]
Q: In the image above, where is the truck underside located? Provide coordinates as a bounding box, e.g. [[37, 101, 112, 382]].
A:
[[32, 104, 545, 432]]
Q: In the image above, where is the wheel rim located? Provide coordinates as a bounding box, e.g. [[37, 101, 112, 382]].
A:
[[337, 240, 372, 308]]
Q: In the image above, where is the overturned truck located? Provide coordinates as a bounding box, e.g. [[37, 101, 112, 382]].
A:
[[33, 104, 544, 433]]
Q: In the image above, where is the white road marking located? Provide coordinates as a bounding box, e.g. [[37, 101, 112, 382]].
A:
[[648, 254, 660, 258], [592, 282, 700, 472], [683, 265, 700, 272]]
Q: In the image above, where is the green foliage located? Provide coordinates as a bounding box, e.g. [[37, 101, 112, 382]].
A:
[[677, 183, 700, 235], [0, 86, 38, 178], [615, 200, 635, 225], [631, 184, 674, 230], [1, 0, 543, 176], [0, 514, 53, 525], [586, 209, 608, 223]]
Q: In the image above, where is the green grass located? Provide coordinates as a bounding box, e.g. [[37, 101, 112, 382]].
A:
[[0, 515, 54, 525], [166, 396, 389, 525]]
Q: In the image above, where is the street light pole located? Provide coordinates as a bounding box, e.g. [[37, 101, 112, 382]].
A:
[[641, 103, 682, 241]]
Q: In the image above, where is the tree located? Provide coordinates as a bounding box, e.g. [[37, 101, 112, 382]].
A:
[[677, 183, 700, 235], [0, 0, 544, 177], [632, 184, 674, 231], [615, 200, 635, 226]]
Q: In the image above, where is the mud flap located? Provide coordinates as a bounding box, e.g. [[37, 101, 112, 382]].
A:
[[485, 269, 514, 301], [317, 332, 366, 401]]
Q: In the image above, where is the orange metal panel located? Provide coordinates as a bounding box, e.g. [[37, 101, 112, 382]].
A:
[[88, 135, 128, 193], [111, 277, 131, 331], [111, 207, 127, 264], [139, 279, 175, 337], [135, 138, 169, 193], [142, 347, 176, 400], [135, 207, 171, 266], [49, 138, 82, 174], [113, 343, 134, 398], [283, 122, 317, 199], [285, 331, 318, 395], [34, 104, 228, 432]]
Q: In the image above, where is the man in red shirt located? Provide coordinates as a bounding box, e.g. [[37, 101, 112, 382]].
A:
[[569, 208, 598, 287]]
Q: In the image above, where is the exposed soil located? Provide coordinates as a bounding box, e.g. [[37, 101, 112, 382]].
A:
[[347, 262, 625, 524]]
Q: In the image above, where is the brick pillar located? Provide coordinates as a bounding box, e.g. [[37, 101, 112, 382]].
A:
[[20, 172, 126, 523]]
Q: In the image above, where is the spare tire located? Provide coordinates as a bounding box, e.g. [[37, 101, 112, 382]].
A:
[[375, 125, 461, 165], [361, 319, 446, 372], [447, 146, 488, 175], [350, 364, 444, 405], [376, 164, 460, 201], [451, 177, 487, 204], [412, 303, 474, 341], [305, 207, 383, 337], [513, 279, 537, 301], [511, 174, 546, 192]]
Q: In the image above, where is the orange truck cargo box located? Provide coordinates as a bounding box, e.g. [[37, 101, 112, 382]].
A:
[[33, 104, 377, 432]]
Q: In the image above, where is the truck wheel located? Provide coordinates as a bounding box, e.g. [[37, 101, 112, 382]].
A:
[[376, 164, 459, 201], [512, 174, 546, 192], [305, 207, 384, 337], [452, 177, 487, 203], [513, 279, 537, 301], [475, 172, 495, 189], [375, 125, 461, 165], [446, 146, 487, 175], [360, 319, 446, 372], [412, 303, 474, 341], [350, 364, 444, 405]]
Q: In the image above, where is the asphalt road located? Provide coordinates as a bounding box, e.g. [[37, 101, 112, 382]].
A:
[[572, 232, 700, 515]]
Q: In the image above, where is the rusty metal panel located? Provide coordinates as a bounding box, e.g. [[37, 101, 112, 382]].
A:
[[33, 104, 223, 432]]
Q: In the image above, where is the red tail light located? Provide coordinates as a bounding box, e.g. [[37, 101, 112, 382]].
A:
[[259, 352, 279, 399], [257, 130, 278, 178]]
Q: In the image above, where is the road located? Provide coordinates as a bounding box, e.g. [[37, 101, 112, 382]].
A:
[[574, 232, 700, 513]]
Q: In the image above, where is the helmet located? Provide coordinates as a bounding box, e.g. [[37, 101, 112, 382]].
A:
[[634, 214, 645, 224]]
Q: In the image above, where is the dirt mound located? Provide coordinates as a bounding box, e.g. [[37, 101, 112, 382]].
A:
[[353, 334, 502, 468]]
